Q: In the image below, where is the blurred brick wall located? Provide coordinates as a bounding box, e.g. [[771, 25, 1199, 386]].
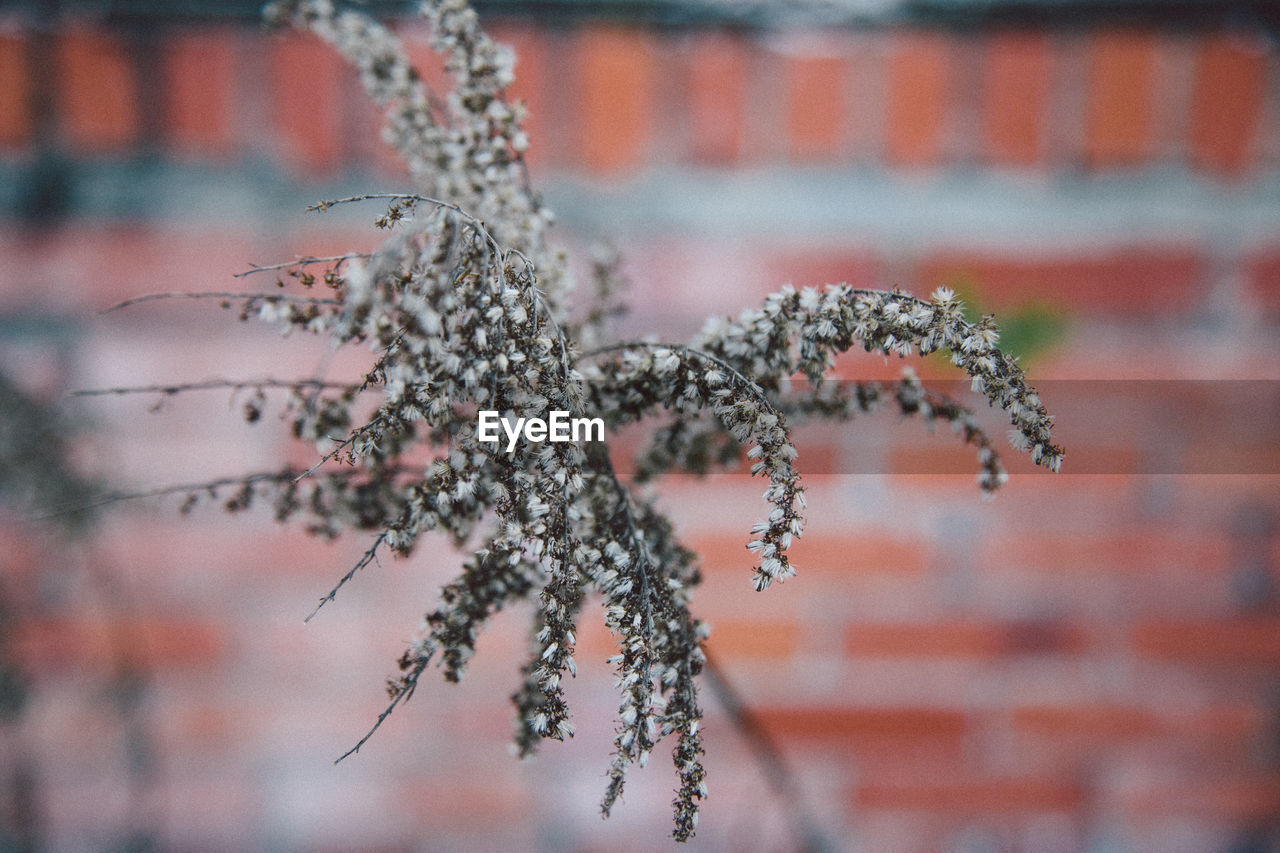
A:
[[2, 7, 1280, 852]]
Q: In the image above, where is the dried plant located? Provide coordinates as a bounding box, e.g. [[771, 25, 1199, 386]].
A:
[[89, 0, 1062, 840]]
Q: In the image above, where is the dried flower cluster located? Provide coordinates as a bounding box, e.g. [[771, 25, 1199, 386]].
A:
[[96, 0, 1062, 840]]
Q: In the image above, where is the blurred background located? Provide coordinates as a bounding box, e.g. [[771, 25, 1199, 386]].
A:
[[2, 0, 1280, 850]]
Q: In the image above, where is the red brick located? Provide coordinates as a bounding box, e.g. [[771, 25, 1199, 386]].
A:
[[270, 32, 345, 176], [1247, 246, 1280, 313], [57, 26, 140, 152], [1013, 704, 1159, 739], [1190, 34, 1269, 175], [1126, 778, 1280, 821], [895, 443, 1145, 478], [1013, 704, 1259, 740], [983, 32, 1050, 167], [685, 33, 747, 165], [919, 246, 1205, 314], [167, 704, 255, 746], [400, 780, 531, 825], [787, 429, 842, 475], [575, 26, 657, 176], [15, 617, 226, 670], [1179, 442, 1280, 477], [886, 32, 951, 167], [846, 621, 1003, 660], [162, 28, 239, 158], [1085, 30, 1157, 167], [1133, 619, 1280, 663], [856, 778, 1082, 813], [0, 224, 259, 308], [890, 446, 995, 478], [757, 706, 970, 741], [845, 620, 1087, 659], [784, 49, 848, 162], [704, 620, 799, 660], [0, 32, 30, 148], [799, 534, 929, 575], [983, 532, 1230, 575]]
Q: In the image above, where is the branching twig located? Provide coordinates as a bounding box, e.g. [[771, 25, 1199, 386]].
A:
[[305, 531, 389, 622], [100, 291, 339, 315], [28, 470, 302, 521], [334, 655, 429, 764], [233, 253, 372, 278], [72, 378, 361, 398]]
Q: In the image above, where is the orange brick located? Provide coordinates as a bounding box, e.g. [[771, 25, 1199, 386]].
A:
[[787, 433, 841, 475], [856, 778, 1082, 813], [0, 32, 30, 147], [576, 26, 657, 176], [886, 31, 951, 167], [983, 32, 1050, 166], [984, 532, 1230, 575], [686, 32, 747, 165], [896, 442, 1140, 480], [1126, 778, 1280, 821], [847, 622, 1001, 658], [1180, 441, 1280, 476], [1013, 704, 1160, 739], [16, 617, 226, 670], [785, 50, 848, 162], [1013, 704, 1260, 740], [57, 26, 140, 152], [162, 28, 239, 158], [1085, 30, 1157, 167], [890, 446, 989, 477], [270, 32, 345, 176], [704, 619, 799, 660], [1133, 619, 1280, 663], [919, 246, 1204, 314], [757, 706, 970, 741], [845, 621, 1087, 659], [1190, 34, 1268, 176], [796, 534, 929, 575], [400, 780, 531, 825]]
